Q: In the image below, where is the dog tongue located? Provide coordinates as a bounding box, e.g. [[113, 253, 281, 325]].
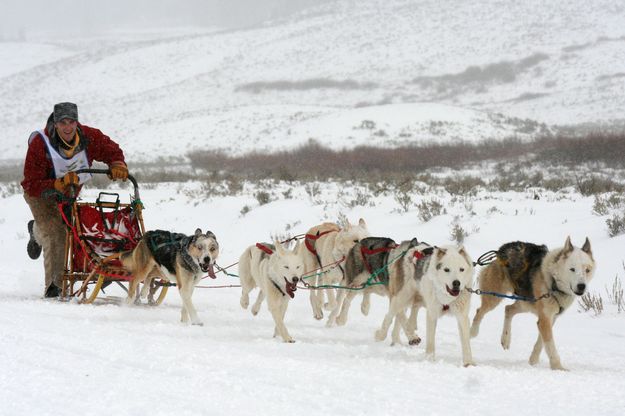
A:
[[285, 279, 297, 298], [208, 264, 216, 279]]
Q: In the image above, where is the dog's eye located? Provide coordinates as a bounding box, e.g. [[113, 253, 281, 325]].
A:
[[570, 267, 576, 272], [284, 265, 289, 270], [444, 267, 450, 273], [460, 268, 465, 272], [210, 247, 216, 252], [585, 268, 591, 274], [296, 265, 301, 269], [353, 239, 359, 243]]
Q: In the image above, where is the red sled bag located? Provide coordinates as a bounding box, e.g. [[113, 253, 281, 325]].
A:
[[72, 194, 142, 271]]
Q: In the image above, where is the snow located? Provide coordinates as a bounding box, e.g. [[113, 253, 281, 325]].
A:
[[1, 182, 625, 416]]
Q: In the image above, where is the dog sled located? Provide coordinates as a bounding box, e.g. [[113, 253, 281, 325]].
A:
[[59, 168, 169, 305]]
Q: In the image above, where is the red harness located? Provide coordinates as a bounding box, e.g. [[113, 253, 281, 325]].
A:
[[304, 229, 337, 255], [360, 244, 398, 274], [255, 243, 274, 255]]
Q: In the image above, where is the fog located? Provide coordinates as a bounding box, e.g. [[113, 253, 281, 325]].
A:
[[2, 0, 329, 39]]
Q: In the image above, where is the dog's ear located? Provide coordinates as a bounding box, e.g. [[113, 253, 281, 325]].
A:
[[273, 239, 286, 256], [563, 236, 574, 254], [205, 230, 216, 239], [410, 237, 419, 247], [358, 218, 367, 228], [293, 240, 301, 252], [436, 247, 447, 259], [194, 228, 203, 237], [581, 237, 592, 256], [458, 245, 472, 267]]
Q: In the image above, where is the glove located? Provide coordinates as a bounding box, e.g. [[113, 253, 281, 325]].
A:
[[109, 162, 128, 181], [54, 172, 80, 193]]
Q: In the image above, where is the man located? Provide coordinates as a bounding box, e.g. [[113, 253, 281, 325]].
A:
[[21, 102, 129, 298]]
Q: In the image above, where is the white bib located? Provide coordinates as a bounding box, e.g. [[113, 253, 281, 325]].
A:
[[29, 130, 92, 185]]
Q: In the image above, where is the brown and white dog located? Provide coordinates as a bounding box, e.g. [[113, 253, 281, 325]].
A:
[[121, 228, 219, 325], [470, 237, 595, 370]]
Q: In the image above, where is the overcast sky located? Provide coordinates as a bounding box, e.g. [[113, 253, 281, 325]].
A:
[[2, 0, 329, 38]]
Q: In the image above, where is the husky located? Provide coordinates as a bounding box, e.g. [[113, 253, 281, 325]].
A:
[[327, 236, 400, 327], [121, 229, 219, 325], [239, 240, 305, 343], [374, 241, 434, 346], [297, 219, 370, 320], [418, 245, 475, 366], [470, 237, 595, 370]]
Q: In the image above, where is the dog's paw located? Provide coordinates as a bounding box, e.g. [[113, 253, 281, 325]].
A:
[[240, 296, 249, 309], [314, 311, 324, 320], [284, 338, 296, 343], [425, 352, 436, 362], [500, 332, 511, 350], [374, 329, 387, 342], [251, 305, 261, 316], [361, 301, 370, 316], [549, 361, 568, 371], [408, 336, 422, 346], [463, 361, 476, 368], [470, 324, 479, 338], [529, 354, 540, 366]]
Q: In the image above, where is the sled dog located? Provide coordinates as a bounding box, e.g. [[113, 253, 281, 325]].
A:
[[239, 240, 305, 342], [374, 240, 434, 346], [327, 236, 400, 327], [121, 228, 219, 325], [470, 237, 594, 370], [297, 219, 369, 320], [418, 245, 475, 366]]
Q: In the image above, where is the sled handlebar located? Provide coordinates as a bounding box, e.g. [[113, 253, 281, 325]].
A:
[[75, 168, 140, 201]]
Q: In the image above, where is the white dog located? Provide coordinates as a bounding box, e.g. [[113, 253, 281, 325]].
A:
[[239, 240, 304, 343], [297, 219, 369, 320], [419, 246, 475, 366]]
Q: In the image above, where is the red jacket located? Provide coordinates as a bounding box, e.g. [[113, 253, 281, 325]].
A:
[[21, 118, 126, 198]]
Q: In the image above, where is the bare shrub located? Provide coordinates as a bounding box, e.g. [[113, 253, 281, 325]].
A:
[[394, 191, 412, 213], [282, 188, 293, 199], [443, 176, 484, 196], [450, 222, 468, 244], [606, 271, 624, 313], [348, 188, 373, 208], [417, 198, 445, 222], [578, 292, 604, 315], [240, 205, 251, 216], [606, 211, 625, 237], [254, 191, 272, 206], [576, 175, 624, 196]]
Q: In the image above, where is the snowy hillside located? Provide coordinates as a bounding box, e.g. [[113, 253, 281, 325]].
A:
[[1, 0, 624, 161]]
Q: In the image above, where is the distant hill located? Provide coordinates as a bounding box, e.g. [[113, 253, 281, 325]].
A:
[[1, 0, 623, 162]]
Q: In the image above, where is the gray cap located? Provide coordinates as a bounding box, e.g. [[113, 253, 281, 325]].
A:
[[53, 102, 79, 123]]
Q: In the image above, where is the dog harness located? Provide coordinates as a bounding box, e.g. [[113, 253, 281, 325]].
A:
[[360, 243, 398, 275], [304, 229, 345, 277]]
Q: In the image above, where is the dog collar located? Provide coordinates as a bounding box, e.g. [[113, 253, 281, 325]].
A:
[[271, 279, 286, 297]]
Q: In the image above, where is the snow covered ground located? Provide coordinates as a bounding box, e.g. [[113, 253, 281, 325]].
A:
[[1, 181, 624, 416]]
